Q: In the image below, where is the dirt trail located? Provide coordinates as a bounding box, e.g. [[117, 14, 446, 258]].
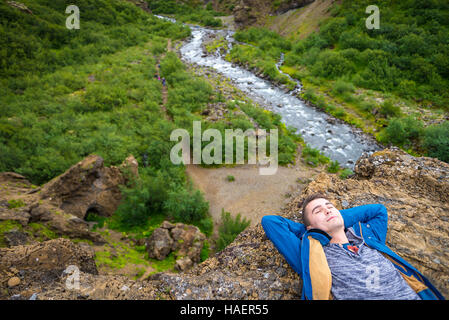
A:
[[156, 39, 172, 120], [185, 152, 323, 234]]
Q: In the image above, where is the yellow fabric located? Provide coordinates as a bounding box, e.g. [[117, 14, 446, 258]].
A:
[[381, 253, 428, 293], [308, 236, 333, 300]]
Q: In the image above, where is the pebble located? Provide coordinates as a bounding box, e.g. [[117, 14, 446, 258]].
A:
[[8, 277, 20, 288]]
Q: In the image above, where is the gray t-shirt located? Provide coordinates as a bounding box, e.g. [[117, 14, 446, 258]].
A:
[[322, 228, 421, 300]]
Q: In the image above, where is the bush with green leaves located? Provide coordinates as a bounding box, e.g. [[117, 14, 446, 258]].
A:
[[311, 50, 355, 79], [272, 0, 449, 108], [339, 168, 354, 179], [332, 79, 355, 96], [0, 0, 190, 80], [164, 187, 210, 225], [302, 145, 330, 167], [148, 0, 223, 27], [327, 160, 340, 173], [381, 116, 424, 146], [216, 209, 250, 252], [378, 100, 402, 119], [422, 121, 449, 163], [112, 166, 212, 235]]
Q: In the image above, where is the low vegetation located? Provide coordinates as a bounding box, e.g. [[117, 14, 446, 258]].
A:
[[216, 209, 251, 252], [224, 0, 449, 163]]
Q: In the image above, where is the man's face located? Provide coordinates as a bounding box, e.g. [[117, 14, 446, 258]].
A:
[[304, 198, 344, 233]]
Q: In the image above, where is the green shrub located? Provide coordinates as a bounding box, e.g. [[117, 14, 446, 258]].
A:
[[356, 101, 375, 113], [302, 145, 330, 167], [216, 209, 250, 252], [332, 79, 355, 96], [339, 168, 354, 179], [164, 188, 209, 224], [197, 217, 214, 237], [311, 50, 355, 79], [85, 211, 107, 229], [303, 89, 318, 104], [226, 175, 235, 182], [327, 160, 340, 173], [422, 121, 449, 163], [200, 239, 210, 262], [381, 116, 424, 146], [379, 100, 402, 118]]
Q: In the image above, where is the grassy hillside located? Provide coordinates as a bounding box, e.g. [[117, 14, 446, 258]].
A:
[[223, 0, 449, 162]]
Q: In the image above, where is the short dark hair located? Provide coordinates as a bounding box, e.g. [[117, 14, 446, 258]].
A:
[[300, 192, 329, 226]]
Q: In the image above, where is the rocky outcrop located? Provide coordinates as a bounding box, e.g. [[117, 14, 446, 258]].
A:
[[0, 154, 139, 245], [146, 227, 174, 261], [146, 221, 207, 272], [39, 154, 139, 220]]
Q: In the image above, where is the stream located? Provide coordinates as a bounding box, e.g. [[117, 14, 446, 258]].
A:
[[158, 16, 384, 168]]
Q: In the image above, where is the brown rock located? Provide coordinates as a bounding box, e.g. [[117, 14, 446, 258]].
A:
[[160, 221, 175, 230], [0, 238, 98, 298], [38, 154, 138, 220], [175, 257, 193, 272], [170, 223, 206, 263], [146, 228, 174, 260], [0, 206, 30, 226], [0, 238, 98, 275], [8, 277, 21, 287]]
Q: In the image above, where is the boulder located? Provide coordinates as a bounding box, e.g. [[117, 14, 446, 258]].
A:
[[175, 257, 193, 272], [160, 221, 175, 230], [233, 0, 314, 27], [170, 223, 206, 264], [146, 228, 174, 260], [145, 222, 206, 268]]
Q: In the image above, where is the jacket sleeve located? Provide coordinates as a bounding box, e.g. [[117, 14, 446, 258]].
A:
[[339, 203, 388, 244], [261, 215, 305, 275]]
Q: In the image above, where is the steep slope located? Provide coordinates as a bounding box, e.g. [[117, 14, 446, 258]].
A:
[[264, 0, 335, 40], [221, 0, 316, 28]]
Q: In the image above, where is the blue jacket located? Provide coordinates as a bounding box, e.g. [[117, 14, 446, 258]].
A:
[[261, 203, 445, 300]]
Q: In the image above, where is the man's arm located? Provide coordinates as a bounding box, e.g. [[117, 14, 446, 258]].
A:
[[339, 203, 388, 244], [261, 215, 305, 275]]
